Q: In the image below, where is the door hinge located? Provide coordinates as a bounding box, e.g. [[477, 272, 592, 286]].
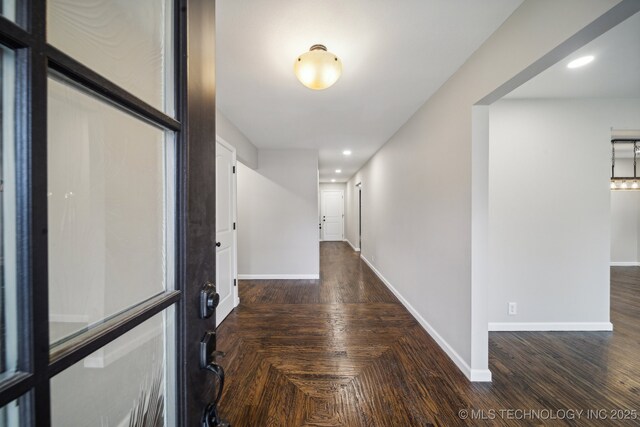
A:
[[233, 222, 236, 230], [232, 165, 236, 174], [234, 279, 237, 287]]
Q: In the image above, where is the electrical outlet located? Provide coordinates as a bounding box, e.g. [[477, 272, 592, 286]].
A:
[[508, 302, 517, 316]]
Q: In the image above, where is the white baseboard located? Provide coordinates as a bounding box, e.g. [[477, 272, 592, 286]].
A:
[[360, 255, 491, 382], [488, 322, 613, 331], [344, 239, 360, 252], [237, 274, 319, 280], [610, 261, 640, 267]]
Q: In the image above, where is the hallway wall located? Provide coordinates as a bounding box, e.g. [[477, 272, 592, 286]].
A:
[[488, 98, 640, 329], [237, 149, 319, 278], [610, 155, 640, 266], [217, 110, 258, 169], [344, 0, 624, 380], [345, 182, 360, 251], [611, 190, 640, 265]]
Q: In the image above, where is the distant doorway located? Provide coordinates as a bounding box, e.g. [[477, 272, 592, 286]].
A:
[[215, 138, 239, 326], [359, 188, 362, 249], [357, 183, 362, 252], [321, 190, 344, 241]]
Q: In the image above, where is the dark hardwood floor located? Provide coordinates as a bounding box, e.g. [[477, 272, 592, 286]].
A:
[[217, 242, 640, 426]]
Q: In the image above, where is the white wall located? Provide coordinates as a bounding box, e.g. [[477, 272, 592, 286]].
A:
[[345, 182, 360, 250], [344, 0, 627, 381], [610, 157, 640, 265], [319, 183, 346, 192], [611, 191, 640, 264], [488, 98, 640, 329], [217, 110, 258, 169], [237, 149, 319, 279]]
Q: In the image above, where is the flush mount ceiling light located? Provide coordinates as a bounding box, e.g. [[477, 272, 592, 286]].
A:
[[567, 55, 594, 69], [335, 169, 342, 173], [294, 44, 342, 90], [342, 150, 352, 156]]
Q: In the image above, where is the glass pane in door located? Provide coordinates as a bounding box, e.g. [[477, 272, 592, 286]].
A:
[[47, 0, 174, 115], [0, 395, 24, 427], [0, 0, 16, 23], [51, 311, 174, 426], [0, 45, 17, 376], [47, 75, 174, 345]]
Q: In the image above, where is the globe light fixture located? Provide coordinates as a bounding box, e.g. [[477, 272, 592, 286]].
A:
[[294, 44, 342, 90]]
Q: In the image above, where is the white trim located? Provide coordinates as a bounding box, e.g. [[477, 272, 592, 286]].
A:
[[344, 239, 360, 252], [215, 136, 240, 312], [610, 261, 640, 267], [488, 322, 613, 331], [470, 105, 491, 381], [360, 255, 491, 382], [237, 274, 319, 280]]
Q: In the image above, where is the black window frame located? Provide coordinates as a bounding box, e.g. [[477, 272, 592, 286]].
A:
[[0, 0, 214, 424]]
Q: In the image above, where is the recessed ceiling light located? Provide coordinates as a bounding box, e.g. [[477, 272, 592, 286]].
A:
[[567, 55, 594, 69], [343, 150, 352, 156], [335, 169, 342, 173], [331, 179, 336, 182]]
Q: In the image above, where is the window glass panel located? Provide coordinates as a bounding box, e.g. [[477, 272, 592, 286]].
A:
[[47, 76, 173, 345], [0, 396, 22, 427], [47, 0, 174, 115], [0, 0, 16, 23], [0, 45, 17, 376], [51, 311, 174, 426]]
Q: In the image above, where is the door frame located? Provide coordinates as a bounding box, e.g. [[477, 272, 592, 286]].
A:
[[356, 182, 362, 252], [320, 189, 344, 242], [215, 136, 239, 315], [0, 0, 219, 425]]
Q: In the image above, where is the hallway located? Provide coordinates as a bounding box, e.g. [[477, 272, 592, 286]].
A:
[[217, 242, 640, 426]]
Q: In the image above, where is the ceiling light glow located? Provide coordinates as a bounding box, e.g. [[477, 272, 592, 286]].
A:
[[335, 169, 342, 173], [567, 55, 594, 69], [331, 179, 336, 182], [294, 44, 342, 90], [343, 150, 352, 156]]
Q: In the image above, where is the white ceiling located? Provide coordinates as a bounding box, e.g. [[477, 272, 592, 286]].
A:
[[506, 12, 640, 99], [216, 0, 523, 182]]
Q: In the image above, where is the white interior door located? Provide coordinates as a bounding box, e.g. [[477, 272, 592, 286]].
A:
[[215, 139, 238, 326], [321, 190, 344, 241]]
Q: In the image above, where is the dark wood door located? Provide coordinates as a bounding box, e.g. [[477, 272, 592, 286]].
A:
[[0, 0, 221, 425], [180, 0, 227, 425]]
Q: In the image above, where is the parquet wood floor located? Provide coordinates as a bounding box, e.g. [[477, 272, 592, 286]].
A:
[[216, 242, 640, 426]]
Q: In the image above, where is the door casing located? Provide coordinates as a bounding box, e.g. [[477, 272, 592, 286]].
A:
[[215, 137, 239, 327]]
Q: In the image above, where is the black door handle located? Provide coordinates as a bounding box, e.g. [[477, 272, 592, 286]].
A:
[[216, 242, 221, 247], [202, 361, 228, 427]]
